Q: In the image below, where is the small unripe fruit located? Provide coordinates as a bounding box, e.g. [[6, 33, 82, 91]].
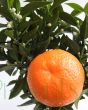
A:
[[47, 23, 52, 27]]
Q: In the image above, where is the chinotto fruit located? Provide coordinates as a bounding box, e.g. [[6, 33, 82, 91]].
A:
[[27, 49, 85, 107]]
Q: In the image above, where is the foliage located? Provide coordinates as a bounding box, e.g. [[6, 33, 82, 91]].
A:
[[0, 0, 88, 110]]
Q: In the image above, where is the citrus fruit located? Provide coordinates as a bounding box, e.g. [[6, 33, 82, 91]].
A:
[[27, 49, 85, 107]]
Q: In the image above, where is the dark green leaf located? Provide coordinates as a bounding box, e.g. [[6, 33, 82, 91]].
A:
[[34, 103, 46, 110], [48, 37, 60, 49], [5, 68, 15, 76], [33, 36, 50, 55], [8, 80, 17, 86], [83, 89, 88, 96], [13, 0, 20, 13], [5, 29, 14, 38], [19, 45, 27, 56], [22, 26, 39, 43], [7, 45, 19, 61], [0, 64, 16, 72], [20, 93, 30, 99], [18, 99, 35, 106], [21, 1, 51, 16], [59, 12, 77, 26], [9, 78, 24, 99], [18, 20, 29, 32], [60, 35, 80, 53], [0, 23, 7, 27], [51, 0, 67, 11], [12, 69, 18, 76], [0, 0, 8, 8], [71, 10, 82, 16], [0, 30, 7, 43], [0, 49, 7, 61], [22, 77, 29, 93], [66, 3, 83, 12], [7, 0, 14, 9], [80, 15, 88, 39], [0, 5, 12, 21], [84, 3, 88, 14]]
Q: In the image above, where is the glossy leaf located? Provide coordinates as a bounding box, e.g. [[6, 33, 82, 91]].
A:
[[13, 0, 20, 13], [84, 3, 88, 14], [0, 30, 7, 42], [18, 99, 35, 106], [21, 1, 51, 16], [5, 68, 15, 76], [0, 6, 12, 21], [48, 37, 60, 49], [7, 45, 19, 61], [0, 23, 7, 27], [8, 80, 17, 86], [12, 69, 18, 76], [80, 15, 88, 39], [71, 10, 82, 16], [66, 3, 83, 12], [59, 12, 77, 26], [9, 78, 24, 99], [34, 103, 46, 110], [0, 49, 7, 61], [60, 35, 80, 53], [0, 64, 16, 72], [83, 89, 88, 96], [5, 29, 14, 38], [0, 0, 8, 8], [20, 93, 30, 99], [7, 0, 14, 9], [51, 0, 68, 11]]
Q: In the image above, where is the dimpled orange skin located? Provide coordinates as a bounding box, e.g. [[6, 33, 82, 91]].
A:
[[27, 49, 85, 107]]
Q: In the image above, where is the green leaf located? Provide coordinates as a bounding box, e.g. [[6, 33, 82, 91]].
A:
[[33, 36, 50, 55], [0, 0, 8, 8], [0, 30, 7, 42], [0, 64, 16, 72], [5, 29, 14, 38], [60, 35, 80, 53], [20, 93, 30, 99], [71, 10, 82, 16], [19, 45, 27, 56], [84, 3, 88, 14], [51, 0, 68, 11], [22, 26, 39, 43], [21, 1, 51, 16], [7, 45, 19, 61], [5, 68, 15, 76], [34, 103, 46, 110], [66, 3, 83, 12], [0, 5, 12, 21], [25, 0, 52, 2], [7, 0, 14, 9], [12, 69, 18, 76], [48, 37, 60, 49], [0, 49, 7, 61], [80, 15, 88, 39], [18, 99, 35, 106], [8, 80, 17, 86], [0, 23, 7, 27], [59, 12, 77, 26], [83, 89, 88, 96], [9, 78, 24, 99], [13, 0, 20, 13]]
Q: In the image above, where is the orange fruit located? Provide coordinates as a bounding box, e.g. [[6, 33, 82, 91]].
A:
[[27, 49, 85, 107]]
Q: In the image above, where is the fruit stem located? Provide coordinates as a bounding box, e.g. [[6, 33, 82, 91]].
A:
[[49, 107, 59, 110]]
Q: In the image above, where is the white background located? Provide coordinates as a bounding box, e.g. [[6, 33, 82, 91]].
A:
[[0, 0, 88, 110]]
